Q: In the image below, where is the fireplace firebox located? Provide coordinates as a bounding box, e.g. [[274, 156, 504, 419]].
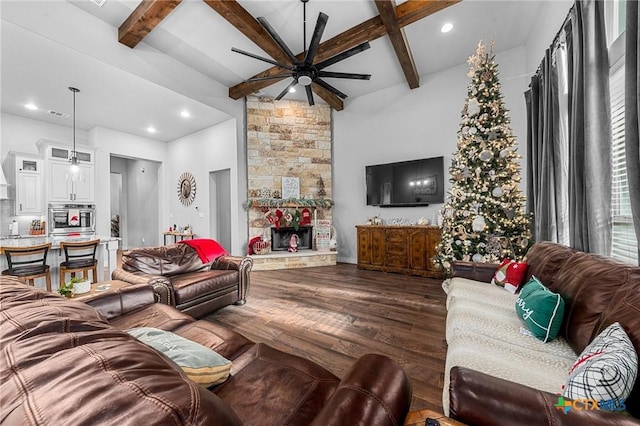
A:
[[271, 227, 313, 251]]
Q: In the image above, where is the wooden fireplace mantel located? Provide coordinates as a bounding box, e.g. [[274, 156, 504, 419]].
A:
[[243, 198, 334, 209]]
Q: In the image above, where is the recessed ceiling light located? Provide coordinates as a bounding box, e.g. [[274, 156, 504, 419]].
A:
[[289, 86, 296, 93], [441, 22, 453, 33], [180, 110, 190, 118], [147, 126, 157, 133], [25, 103, 38, 111]]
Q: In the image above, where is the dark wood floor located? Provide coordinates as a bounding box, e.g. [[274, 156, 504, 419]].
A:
[[204, 263, 448, 413]]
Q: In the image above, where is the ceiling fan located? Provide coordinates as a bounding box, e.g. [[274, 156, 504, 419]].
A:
[[231, 0, 371, 106]]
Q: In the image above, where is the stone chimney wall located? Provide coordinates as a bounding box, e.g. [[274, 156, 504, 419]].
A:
[[246, 96, 333, 242]]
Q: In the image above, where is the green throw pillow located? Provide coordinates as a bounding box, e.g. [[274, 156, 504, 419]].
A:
[[127, 327, 231, 387], [515, 276, 565, 342]]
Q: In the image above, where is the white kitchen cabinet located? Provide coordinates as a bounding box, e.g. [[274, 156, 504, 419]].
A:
[[49, 162, 94, 202], [40, 142, 95, 203], [15, 156, 43, 215]]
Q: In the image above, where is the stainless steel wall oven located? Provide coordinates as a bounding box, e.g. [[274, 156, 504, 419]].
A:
[[48, 204, 95, 236]]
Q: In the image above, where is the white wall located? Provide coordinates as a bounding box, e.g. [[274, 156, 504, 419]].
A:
[[524, 1, 574, 71], [167, 119, 243, 255], [1, 113, 90, 157], [90, 126, 167, 243], [333, 46, 529, 264]]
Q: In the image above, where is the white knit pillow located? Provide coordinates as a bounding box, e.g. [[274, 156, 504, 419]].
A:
[[563, 322, 637, 407]]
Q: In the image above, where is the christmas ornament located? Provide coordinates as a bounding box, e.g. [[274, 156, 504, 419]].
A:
[[472, 253, 483, 263], [472, 215, 486, 232], [500, 149, 509, 158], [469, 127, 477, 135], [479, 150, 493, 162], [492, 187, 504, 197], [467, 98, 480, 115]]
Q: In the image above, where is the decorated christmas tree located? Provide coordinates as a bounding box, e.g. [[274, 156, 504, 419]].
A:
[[435, 41, 532, 271]]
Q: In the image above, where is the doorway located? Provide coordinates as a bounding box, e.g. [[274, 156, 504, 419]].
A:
[[110, 172, 123, 241], [110, 155, 160, 249], [209, 169, 231, 251]]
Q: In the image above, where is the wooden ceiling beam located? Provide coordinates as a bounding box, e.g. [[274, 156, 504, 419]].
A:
[[374, 0, 419, 89], [202, 0, 292, 65], [311, 83, 344, 111], [229, 0, 460, 100], [118, 0, 183, 48]]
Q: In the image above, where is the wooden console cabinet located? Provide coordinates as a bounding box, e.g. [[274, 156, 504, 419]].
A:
[[356, 225, 444, 278]]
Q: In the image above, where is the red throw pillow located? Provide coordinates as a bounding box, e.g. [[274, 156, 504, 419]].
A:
[[491, 258, 528, 293]]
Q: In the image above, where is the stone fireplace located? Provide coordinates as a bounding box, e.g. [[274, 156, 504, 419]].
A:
[[245, 96, 336, 270]]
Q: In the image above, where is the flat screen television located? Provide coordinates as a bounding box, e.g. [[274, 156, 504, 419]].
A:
[[366, 156, 445, 207]]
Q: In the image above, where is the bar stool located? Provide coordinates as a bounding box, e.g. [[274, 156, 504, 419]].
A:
[[1, 242, 52, 291], [59, 239, 100, 285]]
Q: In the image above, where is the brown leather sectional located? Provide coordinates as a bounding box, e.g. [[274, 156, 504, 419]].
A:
[[0, 277, 412, 425], [448, 242, 640, 425], [112, 243, 253, 318]]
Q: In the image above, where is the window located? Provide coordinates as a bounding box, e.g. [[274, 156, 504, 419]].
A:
[[609, 67, 637, 265], [607, 0, 637, 265]]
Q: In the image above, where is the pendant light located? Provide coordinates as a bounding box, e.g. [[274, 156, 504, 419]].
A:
[[69, 87, 80, 174]]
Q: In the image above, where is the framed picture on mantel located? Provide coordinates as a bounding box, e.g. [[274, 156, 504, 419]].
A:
[[281, 177, 300, 199]]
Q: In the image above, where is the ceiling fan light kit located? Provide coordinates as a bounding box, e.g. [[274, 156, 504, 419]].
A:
[[232, 0, 371, 106]]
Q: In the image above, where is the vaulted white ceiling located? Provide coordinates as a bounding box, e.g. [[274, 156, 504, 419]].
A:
[[0, 0, 572, 142]]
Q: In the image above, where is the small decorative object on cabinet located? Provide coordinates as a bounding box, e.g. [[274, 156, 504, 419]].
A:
[[356, 225, 444, 278]]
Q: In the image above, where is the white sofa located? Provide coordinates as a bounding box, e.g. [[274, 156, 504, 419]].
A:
[[442, 276, 577, 414], [441, 242, 640, 426]]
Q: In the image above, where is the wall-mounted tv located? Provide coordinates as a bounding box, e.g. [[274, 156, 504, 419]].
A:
[[366, 156, 445, 207]]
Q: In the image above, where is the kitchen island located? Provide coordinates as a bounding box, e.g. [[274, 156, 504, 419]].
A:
[[0, 235, 119, 290]]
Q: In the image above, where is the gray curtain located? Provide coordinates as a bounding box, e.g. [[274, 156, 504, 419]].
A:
[[525, 48, 567, 244], [626, 0, 640, 262], [565, 0, 612, 255]]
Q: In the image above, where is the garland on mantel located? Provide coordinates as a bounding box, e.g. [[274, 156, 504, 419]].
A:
[[243, 198, 334, 210]]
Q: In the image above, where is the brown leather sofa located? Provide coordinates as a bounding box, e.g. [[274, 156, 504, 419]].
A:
[[0, 276, 412, 425], [112, 243, 252, 318], [448, 242, 640, 425]]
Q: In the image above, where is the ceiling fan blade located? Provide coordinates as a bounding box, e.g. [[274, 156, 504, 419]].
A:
[[305, 85, 315, 106], [315, 42, 371, 70], [318, 71, 371, 80], [247, 74, 292, 82], [304, 12, 328, 66], [314, 79, 348, 99], [275, 80, 297, 101], [231, 47, 293, 70], [257, 17, 300, 65]]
